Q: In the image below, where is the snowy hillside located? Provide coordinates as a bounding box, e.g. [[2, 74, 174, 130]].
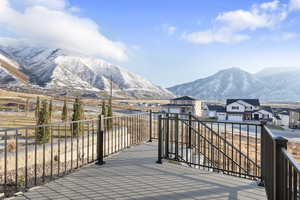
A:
[[169, 67, 300, 101], [0, 43, 174, 99]]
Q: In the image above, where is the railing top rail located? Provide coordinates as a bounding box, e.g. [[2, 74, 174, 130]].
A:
[[281, 148, 300, 173], [158, 112, 261, 126], [0, 113, 146, 132], [262, 124, 277, 139]]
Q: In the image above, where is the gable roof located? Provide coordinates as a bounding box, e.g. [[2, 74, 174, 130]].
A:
[[207, 104, 226, 112], [172, 96, 195, 101], [226, 99, 260, 106], [291, 108, 300, 112], [259, 106, 273, 114]]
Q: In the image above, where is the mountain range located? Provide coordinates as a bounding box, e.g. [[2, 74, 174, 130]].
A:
[[0, 42, 174, 99], [168, 67, 300, 101]]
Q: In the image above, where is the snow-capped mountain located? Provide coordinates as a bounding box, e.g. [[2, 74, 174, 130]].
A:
[[0, 43, 174, 99], [168, 67, 300, 101]]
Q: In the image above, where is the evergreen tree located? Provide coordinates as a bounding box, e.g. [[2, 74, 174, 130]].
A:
[[25, 98, 29, 116], [107, 98, 113, 129], [72, 98, 84, 136], [36, 100, 50, 144], [49, 99, 53, 122], [101, 100, 106, 116], [35, 97, 40, 123], [61, 98, 68, 121]]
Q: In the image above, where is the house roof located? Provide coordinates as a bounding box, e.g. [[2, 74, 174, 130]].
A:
[[207, 104, 226, 112], [291, 108, 300, 112], [226, 99, 260, 106], [259, 106, 273, 114], [172, 96, 195, 101], [162, 104, 193, 107]]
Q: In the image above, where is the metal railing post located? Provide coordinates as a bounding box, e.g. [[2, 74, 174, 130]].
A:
[[148, 110, 152, 142], [96, 115, 105, 165], [188, 112, 192, 148], [165, 113, 169, 158], [275, 136, 288, 200], [156, 115, 162, 164], [259, 121, 267, 187], [175, 113, 179, 160]]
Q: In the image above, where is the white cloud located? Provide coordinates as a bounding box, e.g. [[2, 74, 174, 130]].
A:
[[183, 0, 290, 44], [289, 0, 300, 11], [182, 29, 249, 44], [22, 0, 67, 10], [162, 24, 177, 35], [281, 32, 299, 40], [167, 26, 177, 35], [0, 0, 128, 61], [260, 0, 280, 10]]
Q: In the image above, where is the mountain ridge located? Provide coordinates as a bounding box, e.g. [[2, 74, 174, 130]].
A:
[[168, 67, 300, 101], [0, 43, 174, 99]]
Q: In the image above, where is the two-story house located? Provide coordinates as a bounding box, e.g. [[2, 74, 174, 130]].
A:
[[289, 109, 300, 128], [226, 99, 260, 121], [161, 96, 203, 116]]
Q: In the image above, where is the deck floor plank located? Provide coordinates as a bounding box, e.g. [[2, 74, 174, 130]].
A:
[[14, 143, 267, 200]]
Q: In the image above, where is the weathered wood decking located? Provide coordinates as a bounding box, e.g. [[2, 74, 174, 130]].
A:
[[14, 143, 267, 200]]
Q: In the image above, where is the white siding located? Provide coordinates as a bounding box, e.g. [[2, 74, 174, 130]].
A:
[[193, 100, 203, 116], [278, 114, 289, 126], [217, 112, 226, 121], [226, 102, 245, 113], [227, 114, 243, 122]]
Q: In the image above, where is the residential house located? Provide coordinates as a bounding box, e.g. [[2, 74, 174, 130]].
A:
[[273, 109, 290, 126], [226, 99, 260, 121], [161, 96, 203, 116], [205, 104, 226, 121], [289, 109, 300, 128], [252, 106, 274, 121]]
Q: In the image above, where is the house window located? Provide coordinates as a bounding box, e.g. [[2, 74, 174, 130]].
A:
[[232, 106, 239, 110]]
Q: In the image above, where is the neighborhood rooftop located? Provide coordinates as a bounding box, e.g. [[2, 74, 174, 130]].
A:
[[226, 99, 260, 106], [207, 104, 226, 112], [172, 96, 195, 101]]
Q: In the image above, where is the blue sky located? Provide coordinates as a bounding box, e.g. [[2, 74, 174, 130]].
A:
[[1, 0, 300, 87]]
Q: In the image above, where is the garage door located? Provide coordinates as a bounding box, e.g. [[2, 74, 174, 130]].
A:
[[228, 114, 243, 122]]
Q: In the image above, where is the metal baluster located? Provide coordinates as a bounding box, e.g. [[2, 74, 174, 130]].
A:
[[64, 123, 67, 174], [15, 130, 18, 190], [239, 124, 242, 177], [247, 125, 249, 175], [77, 122, 79, 169], [82, 122, 85, 166], [34, 127, 37, 185], [50, 125, 53, 178], [87, 122, 90, 162], [58, 125, 60, 176], [4, 130, 7, 192], [71, 123, 73, 170], [92, 121, 95, 161], [42, 126, 45, 182], [25, 129, 28, 189]]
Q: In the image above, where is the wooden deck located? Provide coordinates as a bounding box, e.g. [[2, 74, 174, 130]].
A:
[[14, 142, 267, 200]]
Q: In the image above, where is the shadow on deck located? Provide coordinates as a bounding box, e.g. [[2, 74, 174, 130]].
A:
[[14, 143, 266, 200]]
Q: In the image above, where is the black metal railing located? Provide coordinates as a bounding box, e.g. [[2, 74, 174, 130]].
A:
[[156, 113, 261, 180], [261, 124, 300, 200], [0, 113, 150, 197]]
